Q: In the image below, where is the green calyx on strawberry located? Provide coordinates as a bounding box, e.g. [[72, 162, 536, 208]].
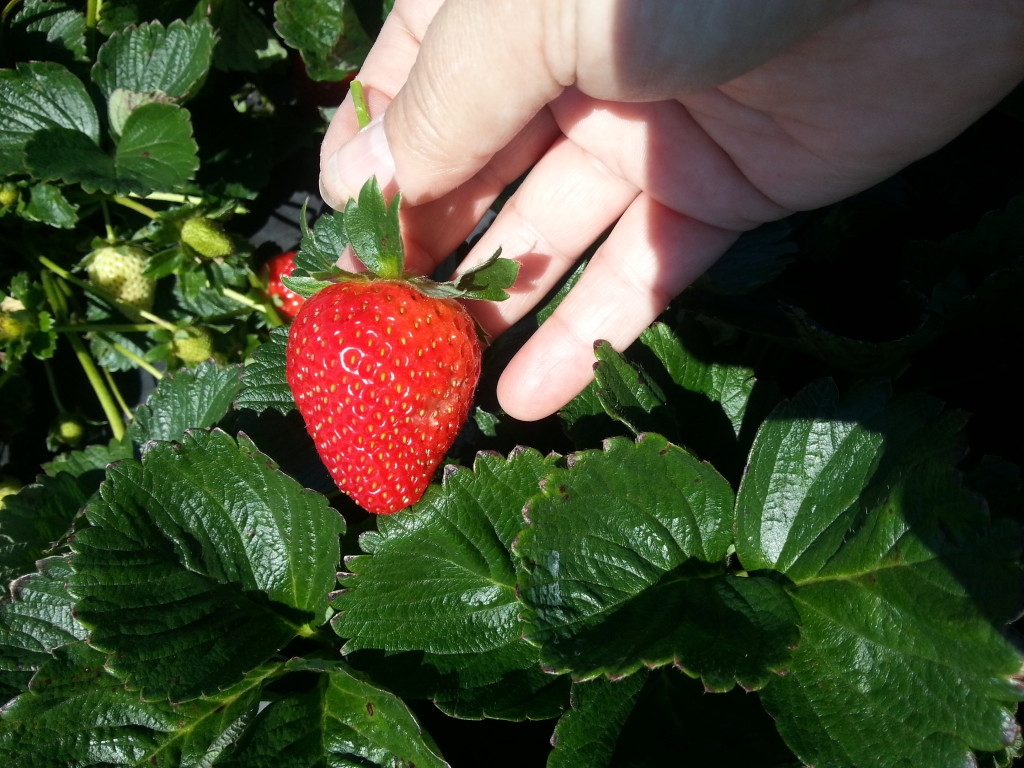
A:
[[285, 178, 518, 515], [85, 244, 157, 312]]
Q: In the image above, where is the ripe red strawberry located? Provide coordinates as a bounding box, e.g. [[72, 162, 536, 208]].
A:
[[287, 280, 481, 513], [283, 179, 517, 514], [262, 251, 305, 321]]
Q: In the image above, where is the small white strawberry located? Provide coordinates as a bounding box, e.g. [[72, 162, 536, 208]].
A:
[[86, 245, 156, 311], [171, 326, 214, 365]]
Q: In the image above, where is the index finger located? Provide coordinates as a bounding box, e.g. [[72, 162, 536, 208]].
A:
[[320, 0, 442, 162]]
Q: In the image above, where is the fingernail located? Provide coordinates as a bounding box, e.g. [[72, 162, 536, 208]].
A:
[[320, 113, 395, 208]]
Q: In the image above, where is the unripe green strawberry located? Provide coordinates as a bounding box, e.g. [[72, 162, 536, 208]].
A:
[[287, 280, 481, 514], [0, 183, 18, 208], [181, 216, 233, 259], [0, 475, 22, 509], [52, 414, 87, 448], [0, 312, 26, 342], [172, 326, 214, 365], [86, 245, 156, 311]]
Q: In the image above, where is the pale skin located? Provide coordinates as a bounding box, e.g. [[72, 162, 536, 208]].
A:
[[319, 0, 1024, 421]]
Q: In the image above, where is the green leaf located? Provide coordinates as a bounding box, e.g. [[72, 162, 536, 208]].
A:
[[128, 361, 243, 446], [298, 209, 349, 273], [0, 641, 272, 767], [640, 321, 757, 438], [0, 556, 87, 698], [67, 430, 344, 699], [105, 87, 171, 140], [637, 318, 769, 480], [0, 62, 100, 176], [549, 669, 796, 768], [736, 380, 1024, 767], [736, 380, 937, 578], [288, 208, 353, 297], [538, 258, 587, 326], [111, 101, 199, 193], [781, 302, 928, 378], [559, 378, 630, 448], [5, 0, 88, 67], [236, 326, 295, 415], [24, 102, 199, 195], [0, 471, 94, 583], [274, 0, 372, 79], [333, 448, 569, 718], [20, 181, 79, 228], [446, 248, 520, 301], [698, 220, 797, 294], [591, 339, 669, 435], [22, 126, 112, 188], [517, 434, 796, 690], [43, 438, 132, 484], [92, 18, 216, 102], [208, 0, 288, 72], [220, 658, 448, 768], [280, 273, 336, 299], [549, 671, 649, 768], [344, 178, 404, 278]]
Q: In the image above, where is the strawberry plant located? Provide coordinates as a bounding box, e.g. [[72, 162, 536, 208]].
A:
[[2, 2, 1024, 768]]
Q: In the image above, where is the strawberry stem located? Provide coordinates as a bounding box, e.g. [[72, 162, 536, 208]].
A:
[[221, 286, 283, 327], [66, 331, 126, 441], [102, 365, 134, 419], [351, 80, 371, 129], [84, 0, 100, 58], [53, 322, 163, 333], [41, 360, 68, 415], [38, 253, 127, 439], [102, 337, 164, 380], [112, 195, 159, 220]]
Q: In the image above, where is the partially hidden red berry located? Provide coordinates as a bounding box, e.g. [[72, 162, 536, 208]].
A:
[[285, 280, 481, 514], [263, 251, 305, 321]]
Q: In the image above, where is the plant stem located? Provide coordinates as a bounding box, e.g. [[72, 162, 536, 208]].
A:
[[65, 332, 126, 441], [132, 191, 248, 215], [1, 0, 22, 22], [102, 366, 135, 421], [53, 322, 163, 334], [112, 196, 159, 220], [100, 199, 116, 241], [41, 360, 68, 414], [136, 310, 179, 333], [85, 0, 100, 28], [105, 339, 164, 381], [221, 287, 283, 327], [38, 270, 69, 322], [84, 0, 102, 58]]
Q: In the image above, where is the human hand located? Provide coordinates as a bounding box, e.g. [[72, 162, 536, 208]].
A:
[[319, 0, 1024, 421]]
